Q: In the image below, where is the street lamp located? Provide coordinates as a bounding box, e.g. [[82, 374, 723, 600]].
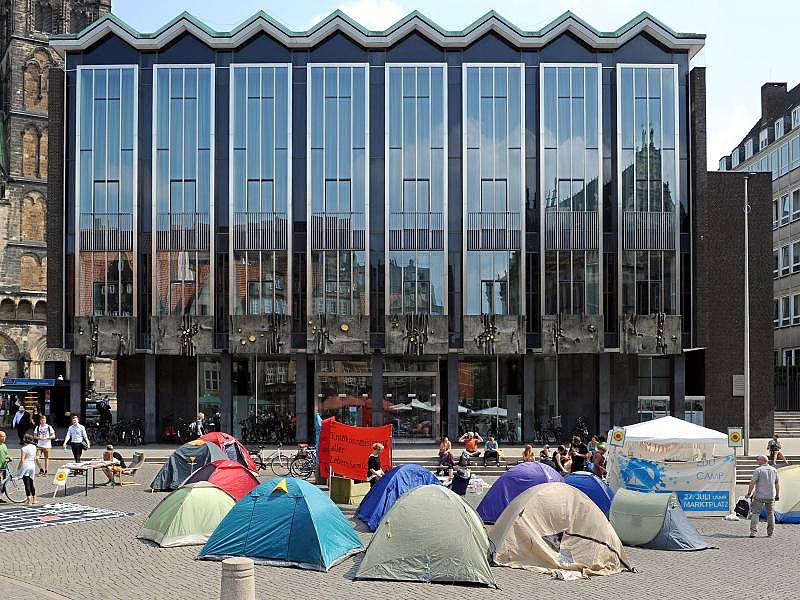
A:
[[743, 173, 755, 456]]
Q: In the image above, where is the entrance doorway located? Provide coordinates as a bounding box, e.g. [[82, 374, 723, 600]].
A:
[[383, 360, 439, 440]]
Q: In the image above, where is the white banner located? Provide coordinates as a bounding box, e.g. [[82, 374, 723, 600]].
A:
[[608, 453, 736, 516]]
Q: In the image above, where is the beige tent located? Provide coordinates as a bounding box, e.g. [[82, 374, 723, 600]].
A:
[[491, 482, 632, 579]]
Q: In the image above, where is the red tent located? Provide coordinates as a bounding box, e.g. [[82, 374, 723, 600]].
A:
[[182, 460, 260, 501], [199, 432, 259, 472]]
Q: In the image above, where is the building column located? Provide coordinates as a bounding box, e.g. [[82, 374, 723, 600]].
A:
[[672, 353, 686, 419], [371, 353, 384, 427], [144, 354, 157, 443], [447, 353, 459, 440], [598, 353, 611, 435], [295, 353, 309, 442], [523, 353, 536, 442], [219, 353, 232, 434], [69, 354, 82, 418]]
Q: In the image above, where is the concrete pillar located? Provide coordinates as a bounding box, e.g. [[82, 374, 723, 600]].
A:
[[672, 353, 686, 419], [144, 355, 157, 443], [598, 353, 611, 435], [294, 353, 309, 442], [371, 353, 384, 426], [523, 353, 536, 442], [220, 557, 255, 600], [68, 354, 82, 418], [219, 353, 232, 433], [447, 353, 459, 440]]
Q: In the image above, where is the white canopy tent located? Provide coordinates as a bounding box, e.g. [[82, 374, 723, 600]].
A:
[[606, 416, 735, 517]]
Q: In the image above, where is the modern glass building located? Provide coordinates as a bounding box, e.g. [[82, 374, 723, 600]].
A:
[[46, 10, 772, 443]]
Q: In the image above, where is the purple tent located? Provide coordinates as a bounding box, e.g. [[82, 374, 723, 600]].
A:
[[476, 462, 563, 523]]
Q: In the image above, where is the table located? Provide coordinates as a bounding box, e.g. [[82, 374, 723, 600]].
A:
[[62, 461, 115, 496]]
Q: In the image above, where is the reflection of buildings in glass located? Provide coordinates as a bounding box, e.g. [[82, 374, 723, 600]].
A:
[[387, 257, 444, 315]]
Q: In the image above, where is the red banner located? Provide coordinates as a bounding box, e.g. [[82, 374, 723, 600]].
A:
[[322, 421, 392, 481]]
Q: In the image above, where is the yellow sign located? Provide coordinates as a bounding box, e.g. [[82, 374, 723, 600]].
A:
[[610, 426, 626, 447], [727, 427, 744, 448]]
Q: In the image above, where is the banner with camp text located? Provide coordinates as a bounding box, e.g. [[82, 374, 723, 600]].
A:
[[322, 421, 392, 481], [607, 453, 736, 516]]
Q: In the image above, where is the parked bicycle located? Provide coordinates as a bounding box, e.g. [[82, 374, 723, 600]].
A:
[[289, 444, 317, 480], [248, 443, 291, 476]]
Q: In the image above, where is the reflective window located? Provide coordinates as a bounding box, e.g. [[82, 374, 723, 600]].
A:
[[230, 65, 291, 315], [619, 66, 679, 315], [775, 118, 784, 140], [308, 65, 368, 316], [76, 66, 136, 316], [464, 65, 524, 316], [744, 139, 753, 160], [731, 148, 739, 168], [542, 65, 601, 315], [760, 128, 769, 150], [153, 66, 214, 316], [387, 65, 446, 315]]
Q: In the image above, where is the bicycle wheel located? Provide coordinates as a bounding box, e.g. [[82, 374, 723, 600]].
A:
[[269, 453, 290, 477], [290, 457, 314, 480], [3, 474, 27, 503]]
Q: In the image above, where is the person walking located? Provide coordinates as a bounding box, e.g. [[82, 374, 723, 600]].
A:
[[63, 415, 90, 464], [747, 455, 780, 538], [18, 433, 41, 505], [12, 404, 31, 445], [0, 430, 9, 503], [34, 415, 55, 476], [366, 443, 384, 487]]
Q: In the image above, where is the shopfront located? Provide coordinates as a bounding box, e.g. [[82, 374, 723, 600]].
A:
[[382, 359, 440, 440], [457, 357, 523, 442]]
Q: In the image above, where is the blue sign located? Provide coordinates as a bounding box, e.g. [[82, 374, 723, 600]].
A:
[[675, 490, 729, 512], [2, 378, 55, 386]]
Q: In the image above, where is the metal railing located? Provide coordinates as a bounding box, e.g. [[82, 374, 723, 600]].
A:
[[466, 211, 521, 250], [233, 211, 288, 251], [544, 210, 599, 250], [623, 210, 675, 250], [310, 212, 366, 251], [156, 212, 211, 251], [388, 212, 444, 251], [79, 213, 134, 251]]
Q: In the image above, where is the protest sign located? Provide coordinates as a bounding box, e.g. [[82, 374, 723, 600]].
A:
[[321, 421, 392, 481]]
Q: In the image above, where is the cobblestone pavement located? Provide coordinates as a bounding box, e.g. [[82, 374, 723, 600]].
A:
[[1, 465, 798, 600]]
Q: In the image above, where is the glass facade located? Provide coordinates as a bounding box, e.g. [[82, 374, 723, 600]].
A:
[[619, 66, 679, 316], [76, 66, 137, 316], [232, 358, 296, 442], [153, 66, 214, 316], [308, 65, 368, 317], [542, 65, 601, 315], [386, 65, 447, 315], [230, 65, 291, 315], [383, 359, 440, 439], [457, 357, 523, 442], [315, 359, 372, 426], [463, 65, 524, 316]]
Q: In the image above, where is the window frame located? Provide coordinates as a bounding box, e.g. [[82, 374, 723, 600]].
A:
[[776, 118, 785, 140], [744, 138, 753, 160], [760, 128, 769, 150], [792, 107, 800, 129]]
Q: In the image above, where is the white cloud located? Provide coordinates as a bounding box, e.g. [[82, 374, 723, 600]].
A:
[[339, 0, 406, 30]]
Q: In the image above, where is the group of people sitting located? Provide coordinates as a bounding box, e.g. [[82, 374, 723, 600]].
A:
[[435, 432, 608, 479]]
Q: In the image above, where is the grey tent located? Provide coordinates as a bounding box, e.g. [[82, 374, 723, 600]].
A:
[[609, 489, 715, 551], [150, 441, 226, 491], [356, 484, 497, 587]]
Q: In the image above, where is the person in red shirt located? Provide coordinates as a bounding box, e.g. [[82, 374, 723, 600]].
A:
[[458, 431, 483, 461]]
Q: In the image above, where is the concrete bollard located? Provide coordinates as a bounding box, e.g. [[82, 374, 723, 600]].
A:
[[220, 557, 255, 600]]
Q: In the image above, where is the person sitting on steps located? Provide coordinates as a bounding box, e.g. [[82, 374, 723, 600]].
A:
[[483, 436, 500, 467], [458, 431, 483, 465]]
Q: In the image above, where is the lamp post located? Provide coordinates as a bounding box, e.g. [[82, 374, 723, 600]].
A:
[[743, 174, 753, 456]]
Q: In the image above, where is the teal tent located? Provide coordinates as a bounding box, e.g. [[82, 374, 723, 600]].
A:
[[198, 478, 363, 571]]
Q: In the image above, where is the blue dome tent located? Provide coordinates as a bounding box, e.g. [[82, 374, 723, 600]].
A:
[[564, 472, 615, 516], [198, 478, 363, 571], [357, 464, 441, 531]]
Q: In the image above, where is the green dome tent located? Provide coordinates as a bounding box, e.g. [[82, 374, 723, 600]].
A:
[[609, 489, 714, 550], [138, 482, 236, 547], [356, 484, 496, 587]]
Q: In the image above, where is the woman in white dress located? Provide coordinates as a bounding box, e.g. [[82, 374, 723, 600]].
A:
[[18, 433, 41, 505]]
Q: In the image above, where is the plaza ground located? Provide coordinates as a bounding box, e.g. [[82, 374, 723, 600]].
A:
[[0, 463, 798, 600]]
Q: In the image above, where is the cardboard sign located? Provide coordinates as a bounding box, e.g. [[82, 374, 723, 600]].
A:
[[609, 426, 626, 447], [727, 427, 744, 448], [323, 421, 393, 481]]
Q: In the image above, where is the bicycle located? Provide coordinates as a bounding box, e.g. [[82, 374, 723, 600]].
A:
[[0, 465, 27, 503], [289, 445, 317, 480], [248, 443, 291, 476]]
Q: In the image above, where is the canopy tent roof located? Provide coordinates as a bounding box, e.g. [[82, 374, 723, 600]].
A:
[[356, 464, 441, 531], [620, 416, 727, 443]]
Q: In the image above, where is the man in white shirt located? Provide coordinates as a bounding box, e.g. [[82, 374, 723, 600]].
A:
[[63, 415, 90, 464], [34, 415, 55, 475], [747, 455, 780, 538]]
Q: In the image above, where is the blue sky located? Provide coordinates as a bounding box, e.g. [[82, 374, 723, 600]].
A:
[[112, 0, 798, 170]]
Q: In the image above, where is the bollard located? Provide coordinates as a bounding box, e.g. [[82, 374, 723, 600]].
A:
[[220, 557, 255, 600]]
